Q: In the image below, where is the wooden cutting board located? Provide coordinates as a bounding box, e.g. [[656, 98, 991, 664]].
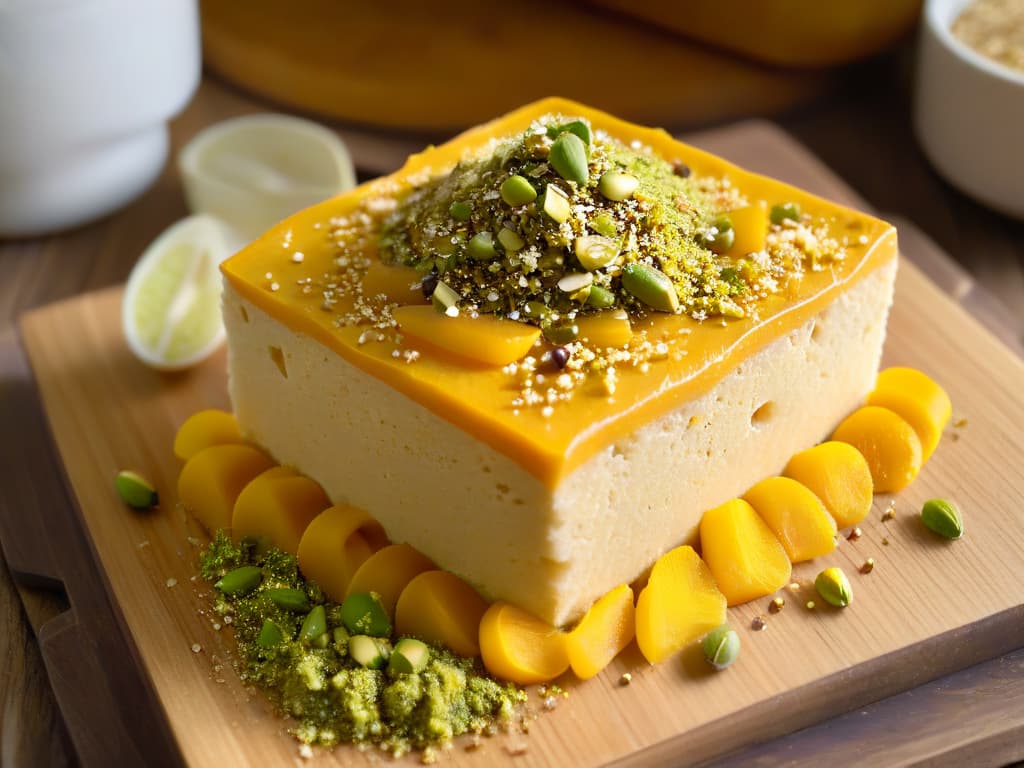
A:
[[11, 123, 1024, 767]]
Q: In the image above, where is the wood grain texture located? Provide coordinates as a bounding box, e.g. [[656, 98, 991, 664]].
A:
[[16, 242, 1024, 765]]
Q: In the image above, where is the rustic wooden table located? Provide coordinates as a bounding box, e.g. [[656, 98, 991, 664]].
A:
[[1, 46, 1022, 767]]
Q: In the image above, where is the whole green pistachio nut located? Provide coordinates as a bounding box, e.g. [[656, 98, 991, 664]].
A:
[[215, 565, 263, 596], [621, 262, 680, 313], [115, 469, 158, 509], [702, 624, 740, 670], [549, 132, 589, 186], [921, 498, 964, 539], [815, 566, 853, 608]]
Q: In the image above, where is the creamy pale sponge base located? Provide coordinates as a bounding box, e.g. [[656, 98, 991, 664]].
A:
[[221, 98, 899, 627], [225, 260, 894, 626]]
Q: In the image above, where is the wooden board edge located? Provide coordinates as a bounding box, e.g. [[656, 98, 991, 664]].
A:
[[617, 604, 1024, 767], [8, 319, 187, 768]]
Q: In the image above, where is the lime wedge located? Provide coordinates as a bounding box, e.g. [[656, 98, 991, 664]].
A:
[[122, 214, 232, 371], [178, 114, 356, 242]]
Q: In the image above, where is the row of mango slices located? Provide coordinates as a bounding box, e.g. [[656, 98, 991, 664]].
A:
[[174, 366, 950, 685]]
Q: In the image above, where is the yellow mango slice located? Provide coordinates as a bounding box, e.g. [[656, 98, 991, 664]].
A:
[[725, 202, 768, 256], [173, 409, 244, 461], [479, 601, 570, 684], [391, 305, 541, 366], [575, 309, 632, 348], [297, 504, 390, 602], [832, 405, 923, 493], [232, 467, 331, 554], [743, 476, 837, 563], [700, 498, 791, 606], [394, 570, 489, 658], [635, 545, 726, 664], [177, 444, 275, 533], [783, 441, 874, 528], [361, 262, 425, 306], [565, 584, 635, 679], [345, 543, 435, 619], [867, 367, 951, 462]]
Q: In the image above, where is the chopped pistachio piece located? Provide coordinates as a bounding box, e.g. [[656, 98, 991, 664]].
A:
[[586, 284, 617, 309], [299, 605, 328, 644], [546, 119, 592, 147], [349, 634, 391, 669], [621, 263, 680, 313], [215, 565, 262, 596], [497, 227, 525, 252], [448, 200, 472, 221], [542, 321, 580, 345], [500, 174, 537, 206], [340, 592, 392, 637], [589, 211, 619, 238], [389, 637, 431, 674], [467, 231, 497, 261], [257, 619, 284, 650], [431, 280, 460, 315], [770, 202, 801, 225], [548, 132, 589, 186], [598, 171, 639, 202], [540, 185, 572, 223], [703, 216, 735, 254], [557, 272, 593, 294], [265, 587, 310, 612], [575, 235, 620, 271]]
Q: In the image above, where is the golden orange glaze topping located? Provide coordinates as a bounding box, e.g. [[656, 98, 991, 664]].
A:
[[222, 98, 897, 489]]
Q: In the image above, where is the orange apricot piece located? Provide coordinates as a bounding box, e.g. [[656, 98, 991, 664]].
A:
[[725, 201, 768, 256], [743, 476, 837, 563], [177, 444, 275, 533], [395, 570, 489, 658], [566, 584, 635, 679], [173, 409, 243, 462], [297, 504, 389, 602], [700, 498, 791, 606], [831, 405, 923, 493], [575, 309, 632, 348], [783, 441, 874, 528], [391, 305, 541, 366], [867, 367, 951, 462], [360, 262, 425, 306], [232, 467, 330, 554], [479, 601, 570, 684], [635, 545, 726, 664], [345, 543, 435, 619]]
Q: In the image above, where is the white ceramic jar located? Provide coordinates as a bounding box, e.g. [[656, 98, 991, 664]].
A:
[[0, 0, 200, 236], [915, 0, 1024, 219]]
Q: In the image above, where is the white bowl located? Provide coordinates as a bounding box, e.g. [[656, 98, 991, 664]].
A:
[[915, 0, 1024, 218], [0, 0, 200, 237]]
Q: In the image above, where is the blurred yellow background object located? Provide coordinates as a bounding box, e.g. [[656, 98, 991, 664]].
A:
[[200, 0, 824, 132], [589, 0, 923, 68]]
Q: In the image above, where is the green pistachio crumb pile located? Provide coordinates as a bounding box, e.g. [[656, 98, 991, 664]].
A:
[[199, 532, 526, 757], [378, 114, 751, 338]]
